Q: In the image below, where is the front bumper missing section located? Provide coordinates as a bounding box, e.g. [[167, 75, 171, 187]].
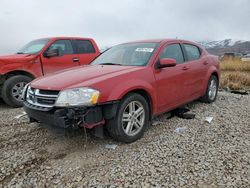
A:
[[23, 101, 118, 129]]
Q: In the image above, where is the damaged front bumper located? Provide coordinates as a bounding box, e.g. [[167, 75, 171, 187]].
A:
[[23, 101, 118, 129]]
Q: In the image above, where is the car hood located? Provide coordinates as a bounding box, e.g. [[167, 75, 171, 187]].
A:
[[31, 65, 143, 90], [0, 54, 37, 65]]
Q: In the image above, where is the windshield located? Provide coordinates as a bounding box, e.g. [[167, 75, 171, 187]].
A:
[[17, 39, 49, 54], [92, 42, 158, 66]]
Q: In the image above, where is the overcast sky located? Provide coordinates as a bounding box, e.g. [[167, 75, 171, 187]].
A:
[[0, 0, 250, 54]]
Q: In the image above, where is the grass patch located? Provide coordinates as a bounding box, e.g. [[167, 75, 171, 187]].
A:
[[220, 58, 250, 71], [220, 58, 250, 90], [220, 71, 250, 90]]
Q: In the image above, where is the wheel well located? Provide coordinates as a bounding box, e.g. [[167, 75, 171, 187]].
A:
[[123, 89, 153, 121], [211, 72, 218, 80], [0, 71, 35, 87], [4, 71, 35, 80]]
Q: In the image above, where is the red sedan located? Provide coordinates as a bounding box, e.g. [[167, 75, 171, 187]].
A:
[[23, 39, 220, 143]]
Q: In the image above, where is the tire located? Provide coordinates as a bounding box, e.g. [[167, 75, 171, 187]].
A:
[[2, 75, 32, 107], [106, 93, 150, 143], [200, 75, 218, 103]]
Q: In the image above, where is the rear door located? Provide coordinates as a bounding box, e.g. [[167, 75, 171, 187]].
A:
[[181, 43, 205, 100], [41, 39, 79, 75], [72, 39, 99, 65], [154, 43, 186, 112]]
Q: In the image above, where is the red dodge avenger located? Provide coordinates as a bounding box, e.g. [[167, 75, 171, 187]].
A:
[[23, 39, 220, 143]]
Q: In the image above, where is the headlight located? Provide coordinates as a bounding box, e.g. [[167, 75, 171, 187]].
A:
[[54, 87, 100, 107]]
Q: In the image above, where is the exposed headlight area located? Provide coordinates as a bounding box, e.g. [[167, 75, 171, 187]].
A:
[[55, 87, 100, 107]]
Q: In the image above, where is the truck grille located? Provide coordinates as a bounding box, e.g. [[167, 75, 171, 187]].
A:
[[26, 86, 59, 109]]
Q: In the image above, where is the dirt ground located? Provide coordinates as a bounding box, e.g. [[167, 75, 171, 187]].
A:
[[0, 91, 249, 187]]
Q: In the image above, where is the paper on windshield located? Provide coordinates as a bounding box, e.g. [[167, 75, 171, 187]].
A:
[[135, 48, 154, 52]]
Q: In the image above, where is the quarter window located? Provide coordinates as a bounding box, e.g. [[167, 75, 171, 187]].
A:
[[183, 44, 200, 61], [160, 44, 184, 64], [48, 40, 73, 55], [74, 40, 95, 54]]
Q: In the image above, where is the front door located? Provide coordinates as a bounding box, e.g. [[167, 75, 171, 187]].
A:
[[41, 39, 79, 75], [154, 43, 186, 113]]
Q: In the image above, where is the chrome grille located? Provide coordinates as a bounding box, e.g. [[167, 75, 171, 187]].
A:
[[26, 86, 59, 108]]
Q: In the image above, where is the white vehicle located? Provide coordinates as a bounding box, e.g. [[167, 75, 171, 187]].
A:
[[241, 54, 250, 62]]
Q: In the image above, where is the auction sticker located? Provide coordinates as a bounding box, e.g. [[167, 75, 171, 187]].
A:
[[135, 48, 154, 52]]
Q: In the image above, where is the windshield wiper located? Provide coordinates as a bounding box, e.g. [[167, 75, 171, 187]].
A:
[[99, 63, 122, 66], [17, 52, 25, 54]]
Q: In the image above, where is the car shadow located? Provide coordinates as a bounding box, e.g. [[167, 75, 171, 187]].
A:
[[0, 99, 9, 108]]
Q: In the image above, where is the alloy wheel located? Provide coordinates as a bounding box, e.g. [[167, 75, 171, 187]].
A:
[[11, 82, 26, 102], [122, 101, 145, 136], [208, 79, 217, 101]]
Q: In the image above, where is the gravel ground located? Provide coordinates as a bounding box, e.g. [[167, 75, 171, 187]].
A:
[[0, 91, 249, 187]]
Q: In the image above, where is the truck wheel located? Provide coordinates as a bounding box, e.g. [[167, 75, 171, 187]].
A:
[[201, 75, 218, 103], [2, 75, 32, 107], [106, 93, 149, 143]]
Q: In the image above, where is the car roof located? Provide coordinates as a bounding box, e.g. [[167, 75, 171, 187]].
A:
[[35, 36, 94, 41], [123, 38, 200, 46]]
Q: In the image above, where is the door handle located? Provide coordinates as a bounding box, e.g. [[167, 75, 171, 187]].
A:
[[182, 66, 189, 71], [203, 61, 208, 65], [72, 58, 79, 62]]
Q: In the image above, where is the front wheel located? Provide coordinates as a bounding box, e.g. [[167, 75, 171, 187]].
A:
[[201, 75, 218, 103], [106, 93, 150, 143], [2, 75, 32, 107]]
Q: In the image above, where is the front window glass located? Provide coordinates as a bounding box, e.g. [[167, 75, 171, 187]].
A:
[[48, 40, 73, 55], [91, 42, 158, 66], [17, 39, 49, 54], [160, 44, 184, 64]]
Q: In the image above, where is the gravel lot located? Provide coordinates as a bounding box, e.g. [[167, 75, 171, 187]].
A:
[[0, 91, 249, 187]]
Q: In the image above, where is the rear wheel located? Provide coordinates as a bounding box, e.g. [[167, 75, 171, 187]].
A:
[[106, 93, 149, 143], [2, 75, 32, 107], [201, 75, 218, 103]]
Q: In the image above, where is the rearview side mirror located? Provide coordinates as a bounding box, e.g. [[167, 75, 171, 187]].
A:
[[43, 49, 59, 58], [157, 58, 176, 69]]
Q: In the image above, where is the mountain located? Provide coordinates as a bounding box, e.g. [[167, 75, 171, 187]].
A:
[[198, 39, 250, 56]]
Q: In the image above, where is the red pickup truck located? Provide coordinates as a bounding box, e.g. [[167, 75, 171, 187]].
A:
[[23, 39, 220, 143], [0, 37, 100, 107]]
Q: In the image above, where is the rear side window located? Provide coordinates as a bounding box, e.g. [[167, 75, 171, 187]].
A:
[[74, 40, 96, 54], [183, 44, 200, 61], [160, 44, 184, 64], [48, 40, 73, 55]]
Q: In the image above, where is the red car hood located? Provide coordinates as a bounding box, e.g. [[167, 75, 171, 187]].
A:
[[31, 65, 143, 90], [0, 54, 37, 65]]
